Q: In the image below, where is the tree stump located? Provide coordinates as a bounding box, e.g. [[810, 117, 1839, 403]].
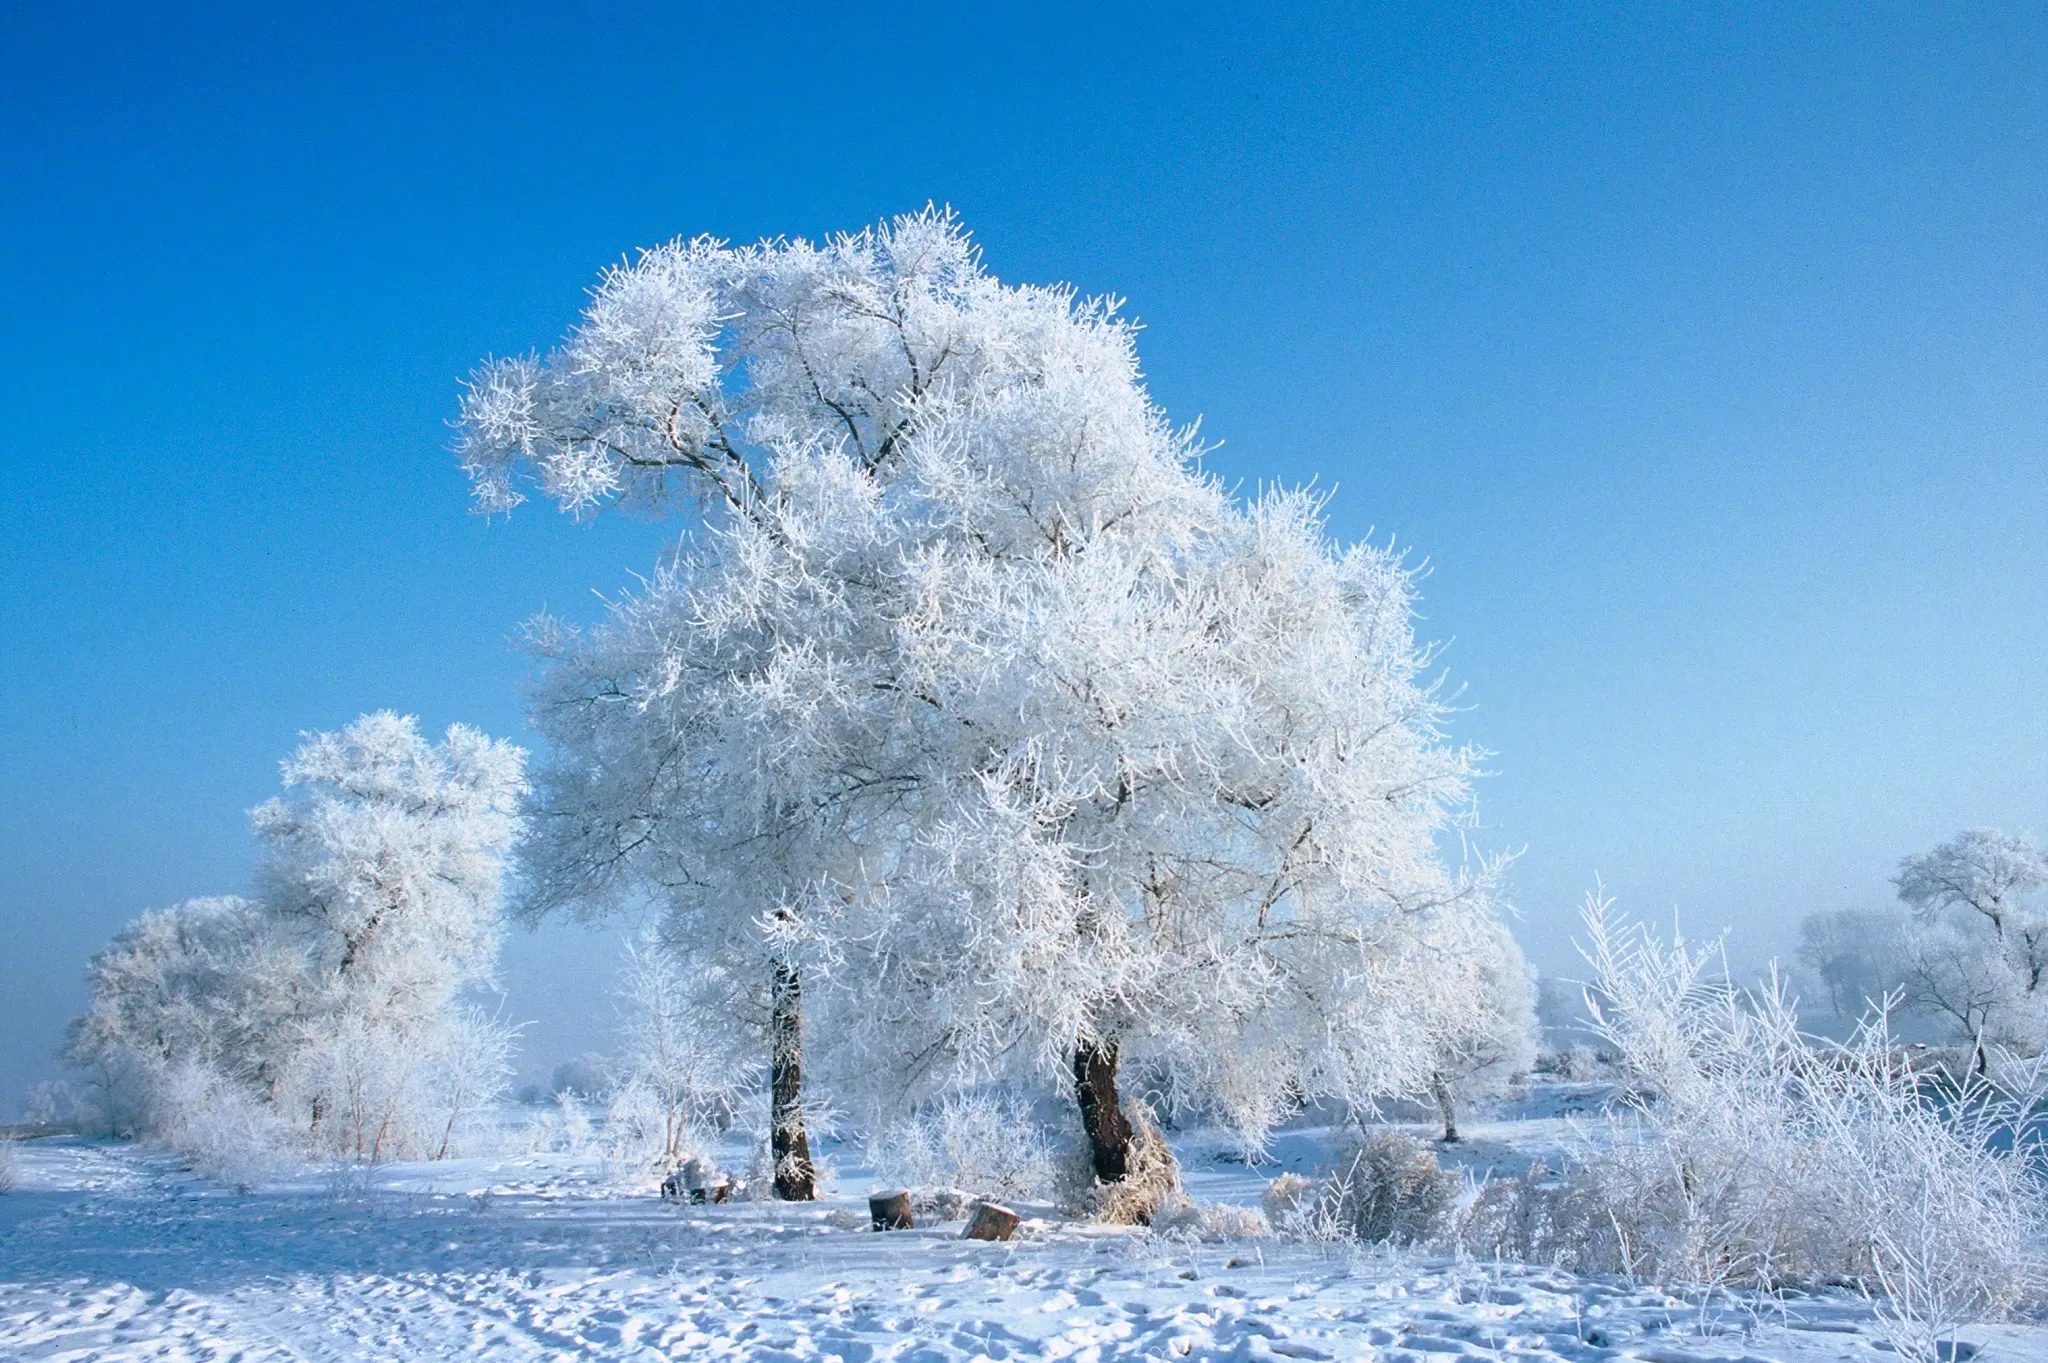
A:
[[961, 1201, 1020, 1241], [869, 1189, 914, 1230]]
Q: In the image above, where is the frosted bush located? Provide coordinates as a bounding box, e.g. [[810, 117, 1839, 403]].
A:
[[554, 1091, 593, 1156], [1287, 1131, 1456, 1246], [597, 1080, 661, 1171], [1531, 896, 2048, 1336], [419, 1010, 517, 1160], [870, 1092, 1056, 1202], [1154, 1200, 1269, 1241], [521, 1106, 561, 1155], [1047, 1125, 1103, 1215], [323, 1157, 373, 1200], [1457, 1161, 1623, 1271], [1260, 1172, 1313, 1227], [152, 1060, 288, 1184], [601, 1080, 712, 1182], [279, 1014, 421, 1162], [610, 936, 753, 1172]]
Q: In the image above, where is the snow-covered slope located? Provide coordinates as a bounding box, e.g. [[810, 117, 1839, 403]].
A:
[[2, 1135, 2040, 1361]]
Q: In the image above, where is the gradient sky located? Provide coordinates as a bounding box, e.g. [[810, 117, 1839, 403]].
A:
[[3, 3, 2043, 1116]]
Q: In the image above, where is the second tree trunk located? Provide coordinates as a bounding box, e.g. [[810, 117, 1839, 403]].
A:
[[1431, 1071, 1460, 1144], [771, 960, 816, 1200]]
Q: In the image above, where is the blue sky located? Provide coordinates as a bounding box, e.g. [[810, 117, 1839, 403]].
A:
[[2, 2, 2043, 1114]]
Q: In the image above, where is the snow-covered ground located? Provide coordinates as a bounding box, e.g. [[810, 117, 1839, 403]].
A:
[[3, 1113, 2043, 1362]]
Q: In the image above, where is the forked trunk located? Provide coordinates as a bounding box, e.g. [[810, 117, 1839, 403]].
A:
[[770, 960, 816, 1200], [1073, 1037, 1135, 1183], [1430, 1071, 1461, 1144]]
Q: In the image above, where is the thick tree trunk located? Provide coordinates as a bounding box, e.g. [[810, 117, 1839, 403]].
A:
[[770, 960, 816, 1200], [1073, 1037, 1135, 1183], [1431, 1072, 1461, 1144]]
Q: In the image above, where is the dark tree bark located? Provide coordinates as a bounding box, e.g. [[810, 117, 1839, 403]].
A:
[[770, 960, 816, 1200], [1073, 1037, 1135, 1183], [1431, 1071, 1461, 1144]]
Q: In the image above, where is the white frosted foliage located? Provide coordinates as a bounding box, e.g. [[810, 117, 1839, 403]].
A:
[[473, 209, 1519, 1154]]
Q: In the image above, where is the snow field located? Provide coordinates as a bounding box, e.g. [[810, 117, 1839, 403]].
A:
[[5, 1135, 2044, 1361]]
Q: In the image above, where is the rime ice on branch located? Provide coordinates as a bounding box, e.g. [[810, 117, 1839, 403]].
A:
[[461, 209, 1522, 1188]]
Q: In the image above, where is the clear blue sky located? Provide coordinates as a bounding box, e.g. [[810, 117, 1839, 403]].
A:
[[3, 2, 2043, 1115]]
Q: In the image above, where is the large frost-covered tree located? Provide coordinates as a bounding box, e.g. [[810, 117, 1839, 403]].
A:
[[460, 210, 1513, 1191]]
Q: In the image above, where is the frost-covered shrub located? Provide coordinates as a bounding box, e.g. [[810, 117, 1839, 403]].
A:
[[279, 1014, 420, 1162], [1046, 1124, 1103, 1215], [161, 1064, 288, 1185], [554, 1091, 593, 1156], [596, 1080, 662, 1169], [870, 1092, 1056, 1202], [600, 1080, 714, 1181], [323, 1157, 373, 1200], [1293, 1131, 1456, 1246], [273, 1007, 513, 1164], [1553, 896, 2048, 1326], [1154, 1200, 1269, 1240], [1260, 1172, 1313, 1227], [420, 1009, 517, 1160], [520, 1105, 561, 1154], [1457, 1161, 1624, 1271], [609, 936, 753, 1174]]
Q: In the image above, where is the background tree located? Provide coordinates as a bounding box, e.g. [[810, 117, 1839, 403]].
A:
[[1894, 829, 2048, 1069], [64, 896, 306, 1139], [1794, 907, 1910, 1021], [611, 933, 753, 1171], [67, 714, 525, 1165], [1423, 918, 1539, 1142]]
